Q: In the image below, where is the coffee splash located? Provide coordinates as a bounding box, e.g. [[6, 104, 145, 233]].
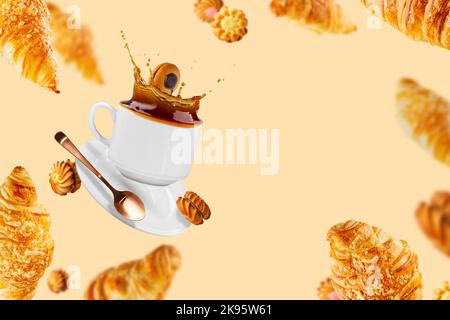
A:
[[120, 35, 204, 127]]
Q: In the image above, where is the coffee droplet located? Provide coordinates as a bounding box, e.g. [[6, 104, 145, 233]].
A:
[[146, 58, 152, 77], [120, 30, 127, 41], [177, 82, 186, 97], [121, 40, 146, 85]]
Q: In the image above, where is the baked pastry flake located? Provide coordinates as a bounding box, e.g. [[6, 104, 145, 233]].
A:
[[416, 191, 450, 256], [85, 245, 181, 300], [47, 2, 103, 84], [0, 166, 54, 300], [327, 220, 422, 300], [0, 0, 59, 92], [397, 78, 450, 166], [361, 0, 450, 50], [270, 0, 356, 34]]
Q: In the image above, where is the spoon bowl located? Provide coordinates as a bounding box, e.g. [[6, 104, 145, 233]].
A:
[[115, 191, 146, 221]]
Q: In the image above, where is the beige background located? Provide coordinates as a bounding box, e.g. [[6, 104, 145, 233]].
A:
[[0, 0, 449, 300]]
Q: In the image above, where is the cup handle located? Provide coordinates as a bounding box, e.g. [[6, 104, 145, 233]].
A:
[[88, 102, 116, 146]]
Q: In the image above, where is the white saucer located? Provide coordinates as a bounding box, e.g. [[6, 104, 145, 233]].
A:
[[76, 140, 190, 236]]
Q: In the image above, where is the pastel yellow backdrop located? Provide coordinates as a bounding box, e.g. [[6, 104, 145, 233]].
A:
[[0, 0, 448, 300]]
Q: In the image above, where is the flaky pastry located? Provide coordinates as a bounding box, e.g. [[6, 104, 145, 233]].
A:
[[49, 160, 81, 196], [397, 78, 450, 166], [361, 0, 450, 50], [195, 0, 223, 23], [0, 167, 54, 300], [270, 0, 356, 34], [47, 2, 103, 84], [85, 245, 181, 300], [211, 6, 248, 43], [416, 191, 450, 256], [327, 220, 422, 300], [435, 281, 450, 300], [0, 0, 59, 92]]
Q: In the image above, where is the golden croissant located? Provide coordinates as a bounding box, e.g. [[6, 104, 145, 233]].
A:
[[270, 0, 356, 34], [397, 78, 450, 166], [416, 191, 450, 256], [0, 0, 59, 92], [0, 167, 54, 300], [327, 220, 422, 300], [362, 0, 449, 50], [85, 245, 181, 300], [47, 2, 103, 84]]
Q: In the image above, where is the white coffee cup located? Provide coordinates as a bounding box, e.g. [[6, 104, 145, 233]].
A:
[[89, 102, 202, 186]]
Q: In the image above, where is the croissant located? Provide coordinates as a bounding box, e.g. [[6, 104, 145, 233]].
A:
[[327, 220, 423, 300], [85, 245, 181, 300], [361, 0, 449, 50], [397, 78, 450, 166], [47, 2, 103, 84], [270, 0, 356, 34], [0, 167, 54, 300], [0, 0, 59, 92], [416, 191, 450, 256]]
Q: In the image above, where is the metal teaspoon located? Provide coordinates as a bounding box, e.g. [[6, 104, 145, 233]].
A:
[[55, 131, 146, 221]]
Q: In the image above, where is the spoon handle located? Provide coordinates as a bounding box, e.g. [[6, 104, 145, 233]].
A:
[[55, 131, 116, 193]]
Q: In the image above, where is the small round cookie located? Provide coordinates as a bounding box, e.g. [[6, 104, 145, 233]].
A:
[[151, 63, 181, 95], [211, 7, 248, 43]]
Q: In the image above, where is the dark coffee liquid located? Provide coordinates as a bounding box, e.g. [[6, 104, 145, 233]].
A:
[[119, 42, 204, 127], [121, 99, 202, 126], [120, 71, 203, 127]]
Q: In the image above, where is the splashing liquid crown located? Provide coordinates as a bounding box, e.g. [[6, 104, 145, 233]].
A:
[[119, 37, 204, 127]]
